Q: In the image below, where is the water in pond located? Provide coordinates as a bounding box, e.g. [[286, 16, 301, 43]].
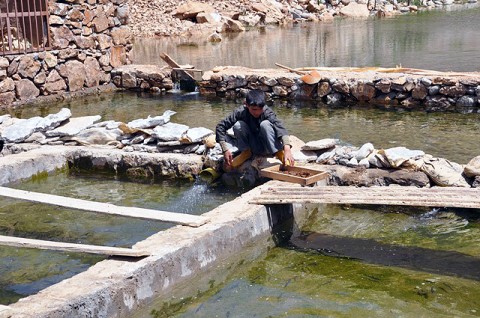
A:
[[132, 4, 480, 72], [142, 205, 480, 318], [1, 5, 480, 312], [0, 171, 241, 304]]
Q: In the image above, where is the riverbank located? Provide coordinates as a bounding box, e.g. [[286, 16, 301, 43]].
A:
[[129, 0, 478, 38]]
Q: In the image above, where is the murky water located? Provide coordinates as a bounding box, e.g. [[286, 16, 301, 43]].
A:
[[0, 171, 241, 304]]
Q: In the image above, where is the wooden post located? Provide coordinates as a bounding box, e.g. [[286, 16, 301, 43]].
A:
[[160, 52, 195, 81]]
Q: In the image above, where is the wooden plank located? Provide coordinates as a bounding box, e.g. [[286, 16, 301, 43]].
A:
[[251, 186, 480, 209], [160, 52, 195, 81], [0, 235, 150, 257], [0, 186, 208, 227]]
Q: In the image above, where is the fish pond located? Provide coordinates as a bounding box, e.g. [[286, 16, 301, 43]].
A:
[[1, 4, 480, 315]]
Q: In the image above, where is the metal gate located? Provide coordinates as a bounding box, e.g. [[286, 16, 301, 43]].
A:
[[0, 0, 51, 56]]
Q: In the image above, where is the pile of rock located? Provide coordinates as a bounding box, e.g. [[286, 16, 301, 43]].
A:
[[129, 0, 451, 38], [0, 108, 215, 157], [290, 137, 480, 187], [1, 108, 479, 188]]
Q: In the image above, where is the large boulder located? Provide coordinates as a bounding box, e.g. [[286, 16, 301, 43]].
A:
[[339, 3, 370, 17], [464, 156, 480, 177], [173, 2, 215, 20]]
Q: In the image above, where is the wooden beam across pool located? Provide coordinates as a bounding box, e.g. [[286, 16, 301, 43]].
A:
[[250, 185, 480, 209], [0, 235, 150, 257], [0, 186, 208, 227]]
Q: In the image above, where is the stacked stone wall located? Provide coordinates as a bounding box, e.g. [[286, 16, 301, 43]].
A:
[[0, 0, 132, 109], [198, 68, 480, 112]]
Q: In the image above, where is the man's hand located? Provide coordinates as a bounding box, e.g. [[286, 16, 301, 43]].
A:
[[224, 149, 233, 167], [283, 145, 295, 166]]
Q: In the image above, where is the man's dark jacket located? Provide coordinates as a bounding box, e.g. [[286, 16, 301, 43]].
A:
[[215, 106, 289, 152]]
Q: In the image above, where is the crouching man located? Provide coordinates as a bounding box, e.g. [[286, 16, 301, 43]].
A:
[[215, 89, 295, 171]]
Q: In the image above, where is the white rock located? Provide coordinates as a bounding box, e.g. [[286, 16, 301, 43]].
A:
[[152, 122, 189, 141], [302, 138, 336, 151]]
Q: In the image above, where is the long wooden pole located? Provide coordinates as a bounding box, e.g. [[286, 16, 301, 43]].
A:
[[0, 235, 150, 257], [0, 186, 208, 227]]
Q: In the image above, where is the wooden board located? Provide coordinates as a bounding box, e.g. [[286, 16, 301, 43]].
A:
[[0, 235, 150, 257], [260, 165, 328, 186], [250, 185, 480, 209], [0, 186, 208, 227]]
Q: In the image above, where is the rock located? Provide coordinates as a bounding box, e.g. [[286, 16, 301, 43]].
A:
[[379, 146, 425, 168], [127, 110, 176, 129], [45, 70, 67, 94], [63, 127, 122, 145], [15, 79, 40, 101], [196, 12, 222, 24], [351, 81, 376, 101], [52, 26, 74, 49], [84, 57, 102, 88], [293, 150, 318, 162], [339, 2, 370, 17], [182, 127, 214, 143], [354, 142, 374, 161], [152, 122, 189, 141], [111, 26, 132, 45], [17, 56, 41, 79], [1, 108, 69, 143], [0, 78, 15, 93], [174, 2, 215, 19], [46, 115, 102, 137], [316, 147, 336, 163], [302, 138, 336, 151], [65, 60, 86, 91], [207, 32, 222, 42], [421, 157, 470, 187], [464, 155, 480, 177], [219, 18, 245, 32]]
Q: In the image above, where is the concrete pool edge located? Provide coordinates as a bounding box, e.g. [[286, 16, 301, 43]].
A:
[[0, 146, 306, 317]]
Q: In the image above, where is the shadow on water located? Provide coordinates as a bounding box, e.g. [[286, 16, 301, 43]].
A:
[[286, 232, 480, 281]]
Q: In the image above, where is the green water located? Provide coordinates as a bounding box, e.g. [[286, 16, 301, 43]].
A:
[[146, 205, 480, 318], [0, 170, 241, 304]]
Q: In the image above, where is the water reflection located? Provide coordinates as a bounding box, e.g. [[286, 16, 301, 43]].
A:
[[132, 5, 480, 72]]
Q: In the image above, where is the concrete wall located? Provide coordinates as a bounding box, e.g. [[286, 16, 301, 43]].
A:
[[0, 0, 132, 109], [0, 145, 309, 317]]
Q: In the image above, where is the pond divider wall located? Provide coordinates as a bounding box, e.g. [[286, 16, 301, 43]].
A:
[[0, 145, 312, 317], [112, 65, 480, 113]]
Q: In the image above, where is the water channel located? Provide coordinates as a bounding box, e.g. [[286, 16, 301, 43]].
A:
[[1, 4, 480, 316]]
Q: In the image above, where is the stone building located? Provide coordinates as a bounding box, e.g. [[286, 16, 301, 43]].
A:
[[0, 0, 132, 108]]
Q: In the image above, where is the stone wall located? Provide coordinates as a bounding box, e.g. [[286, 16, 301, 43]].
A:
[[198, 67, 480, 112], [0, 0, 132, 109]]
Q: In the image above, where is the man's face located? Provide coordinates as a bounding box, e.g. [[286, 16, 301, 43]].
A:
[[246, 104, 264, 118]]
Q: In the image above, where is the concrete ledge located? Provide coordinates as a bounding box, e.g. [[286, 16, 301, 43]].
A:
[[0, 145, 205, 186], [0, 145, 309, 317], [4, 182, 304, 317]]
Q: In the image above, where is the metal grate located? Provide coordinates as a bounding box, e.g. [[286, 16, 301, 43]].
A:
[[0, 0, 51, 56]]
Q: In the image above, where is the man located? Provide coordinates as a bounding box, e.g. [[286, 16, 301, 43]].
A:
[[215, 89, 295, 170]]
